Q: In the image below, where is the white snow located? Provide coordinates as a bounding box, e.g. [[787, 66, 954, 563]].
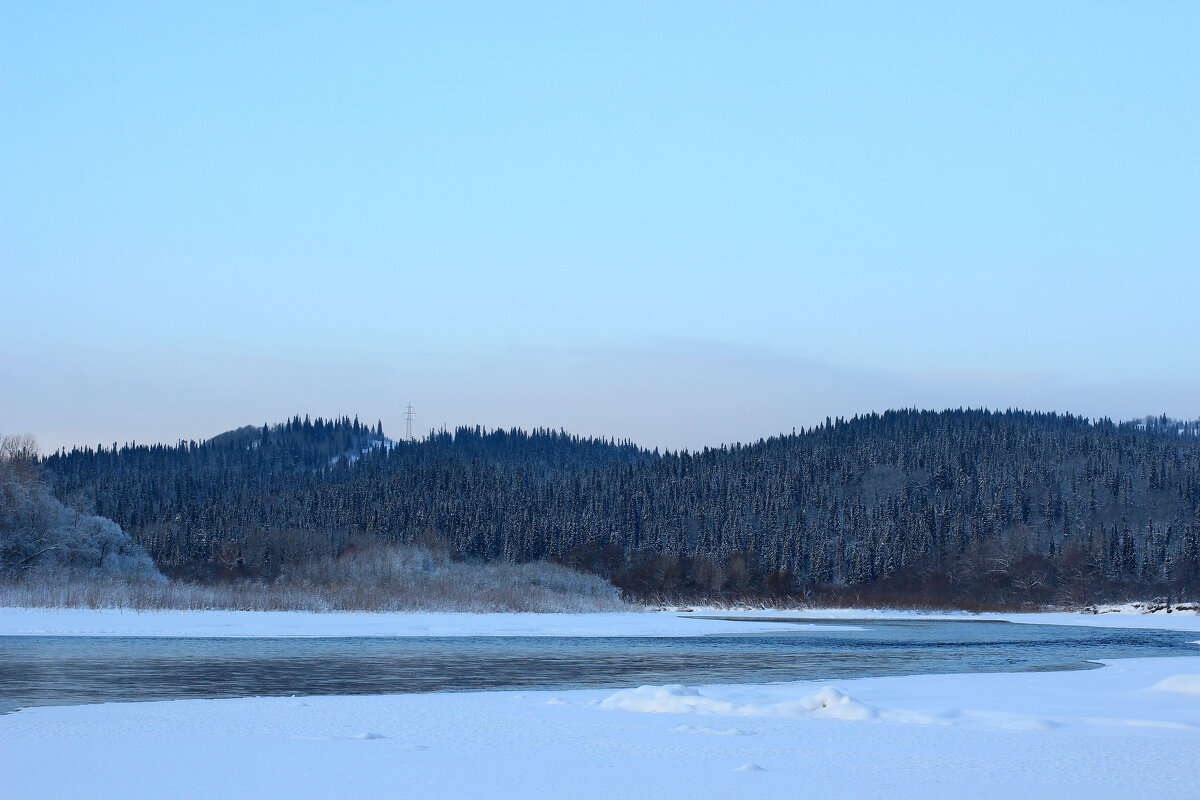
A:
[[0, 608, 862, 637], [3, 653, 1199, 800], [680, 605, 1200, 633], [681, 606, 1200, 633], [599, 683, 878, 721], [1149, 674, 1200, 695], [4, 604, 1199, 638], [2, 608, 1199, 799]]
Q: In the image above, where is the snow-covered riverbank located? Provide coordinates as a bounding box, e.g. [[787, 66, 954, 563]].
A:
[[0, 607, 866, 637], [2, 608, 1198, 799], [3, 604, 1199, 637]]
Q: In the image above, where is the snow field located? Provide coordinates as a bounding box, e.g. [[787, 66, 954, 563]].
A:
[[1150, 674, 1200, 695], [3, 654, 1198, 800], [599, 684, 878, 721], [4, 604, 1200, 638], [0, 607, 863, 637]]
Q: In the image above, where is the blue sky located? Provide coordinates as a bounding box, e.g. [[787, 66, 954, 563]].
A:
[[2, 1, 1197, 452]]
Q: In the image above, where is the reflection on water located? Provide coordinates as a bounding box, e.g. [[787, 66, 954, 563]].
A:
[[1, 618, 1195, 711]]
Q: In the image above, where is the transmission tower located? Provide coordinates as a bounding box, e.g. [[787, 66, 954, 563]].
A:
[[404, 402, 415, 442]]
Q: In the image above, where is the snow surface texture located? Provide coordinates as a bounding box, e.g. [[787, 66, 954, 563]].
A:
[[4, 604, 1200, 637], [2, 609, 1199, 799], [599, 683, 879, 720], [1150, 674, 1200, 695], [0, 608, 865, 637], [3, 654, 1199, 800], [720, 604, 1200, 633]]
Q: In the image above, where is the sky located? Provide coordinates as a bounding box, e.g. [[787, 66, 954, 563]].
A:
[[2, 1, 1197, 453]]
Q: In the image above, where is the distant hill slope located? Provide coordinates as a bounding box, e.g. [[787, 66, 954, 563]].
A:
[[41, 410, 1200, 604]]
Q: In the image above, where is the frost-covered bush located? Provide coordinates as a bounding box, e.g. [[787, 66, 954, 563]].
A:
[[280, 543, 626, 612], [0, 460, 162, 582], [0, 542, 624, 612]]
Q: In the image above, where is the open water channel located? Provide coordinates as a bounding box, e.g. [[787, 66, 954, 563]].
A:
[[2, 617, 1196, 712]]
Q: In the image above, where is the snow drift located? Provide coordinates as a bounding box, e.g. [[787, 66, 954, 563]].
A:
[[599, 684, 878, 721]]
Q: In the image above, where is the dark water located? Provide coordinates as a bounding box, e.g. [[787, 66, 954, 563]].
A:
[[1, 618, 1196, 712]]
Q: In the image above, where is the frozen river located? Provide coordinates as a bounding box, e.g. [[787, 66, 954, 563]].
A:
[[2, 617, 1196, 711]]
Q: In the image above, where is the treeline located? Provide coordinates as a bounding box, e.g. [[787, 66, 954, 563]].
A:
[[40, 409, 1200, 606]]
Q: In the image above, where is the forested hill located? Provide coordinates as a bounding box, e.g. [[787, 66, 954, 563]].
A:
[[42, 410, 1200, 605]]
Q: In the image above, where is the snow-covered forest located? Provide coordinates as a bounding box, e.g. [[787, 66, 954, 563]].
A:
[[0, 434, 622, 612], [27, 409, 1200, 606]]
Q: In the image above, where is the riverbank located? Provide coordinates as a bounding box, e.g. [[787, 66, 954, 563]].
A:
[[3, 604, 1199, 637], [0, 608, 860, 637]]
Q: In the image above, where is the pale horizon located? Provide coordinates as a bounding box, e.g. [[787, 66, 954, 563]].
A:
[[3, 2, 1197, 454]]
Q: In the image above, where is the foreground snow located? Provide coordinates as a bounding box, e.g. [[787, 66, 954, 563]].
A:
[[3, 608, 1198, 799], [3, 653, 1198, 800]]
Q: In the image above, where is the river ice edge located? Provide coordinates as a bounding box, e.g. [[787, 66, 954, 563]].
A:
[[2, 607, 1199, 800], [4, 604, 1200, 638]]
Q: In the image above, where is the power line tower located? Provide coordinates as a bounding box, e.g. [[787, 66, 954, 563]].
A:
[[404, 402, 415, 442]]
